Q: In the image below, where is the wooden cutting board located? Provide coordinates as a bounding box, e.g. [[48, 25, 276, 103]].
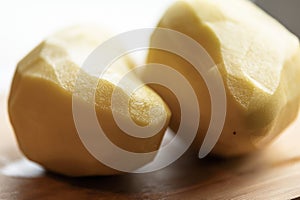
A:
[[1, 92, 300, 200]]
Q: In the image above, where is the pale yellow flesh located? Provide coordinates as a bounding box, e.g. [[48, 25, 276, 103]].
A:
[[9, 26, 171, 176], [146, 0, 300, 156]]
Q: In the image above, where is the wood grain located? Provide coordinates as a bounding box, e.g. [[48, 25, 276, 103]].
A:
[[1, 92, 300, 200]]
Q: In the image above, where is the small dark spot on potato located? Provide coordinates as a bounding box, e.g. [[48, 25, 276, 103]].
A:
[[233, 131, 237, 135]]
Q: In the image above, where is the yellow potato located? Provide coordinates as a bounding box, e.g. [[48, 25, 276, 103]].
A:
[[8, 26, 171, 176], [145, 0, 300, 156]]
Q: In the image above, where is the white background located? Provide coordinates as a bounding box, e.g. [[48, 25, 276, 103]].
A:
[[0, 0, 300, 93]]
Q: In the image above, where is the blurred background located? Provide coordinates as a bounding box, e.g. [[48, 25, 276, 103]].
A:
[[1, 0, 300, 94]]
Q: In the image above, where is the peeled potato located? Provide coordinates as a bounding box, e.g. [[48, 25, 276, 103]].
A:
[[145, 0, 300, 156], [8, 26, 171, 176]]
